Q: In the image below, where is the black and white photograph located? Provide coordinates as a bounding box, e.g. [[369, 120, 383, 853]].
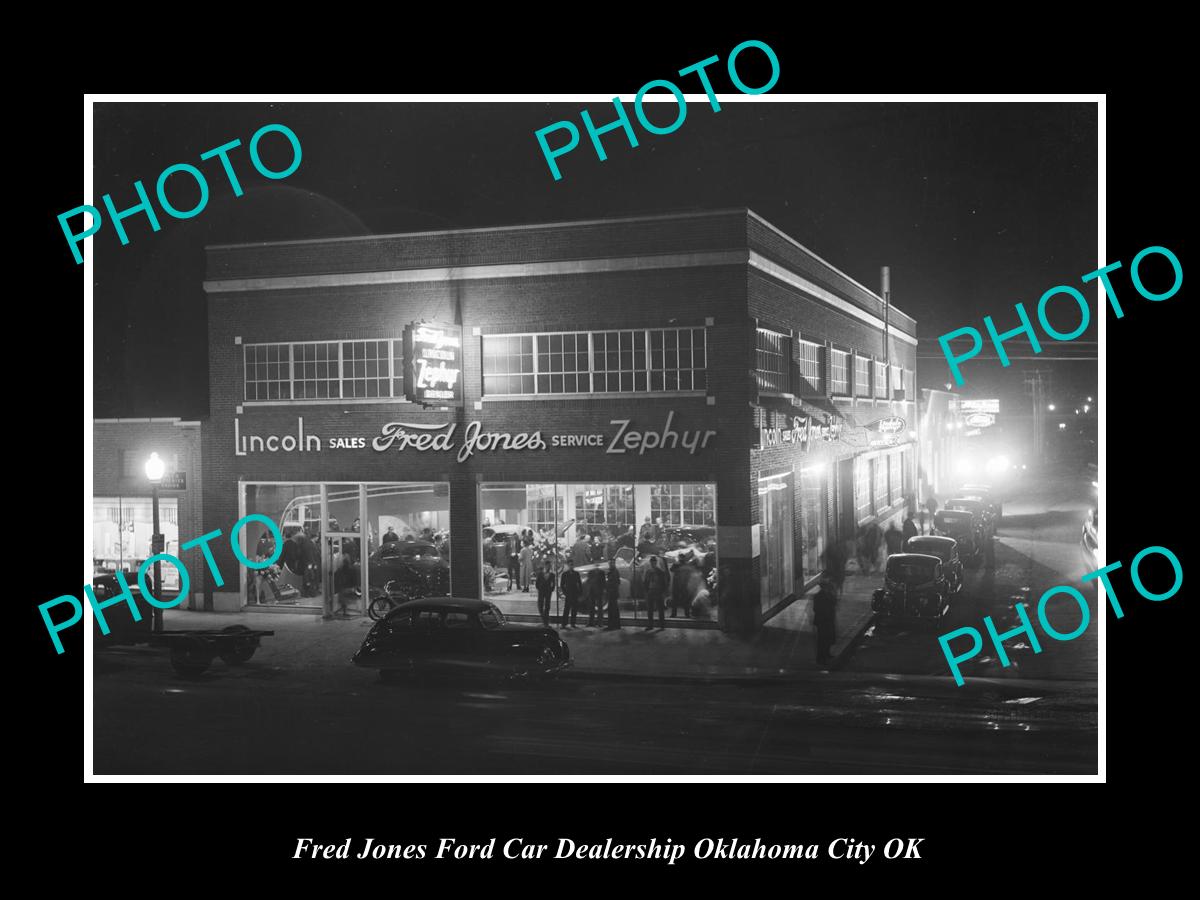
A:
[[78, 93, 1105, 777]]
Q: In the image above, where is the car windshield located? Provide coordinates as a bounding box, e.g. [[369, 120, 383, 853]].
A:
[[887, 558, 937, 581], [478, 605, 506, 629], [908, 542, 947, 560]]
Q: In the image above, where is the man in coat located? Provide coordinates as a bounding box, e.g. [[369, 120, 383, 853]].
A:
[[559, 559, 583, 628], [903, 512, 919, 543], [643, 556, 669, 630], [812, 578, 839, 667], [884, 521, 904, 559], [534, 560, 557, 628]]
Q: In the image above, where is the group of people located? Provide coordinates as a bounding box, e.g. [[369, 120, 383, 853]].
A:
[[534, 558, 623, 629]]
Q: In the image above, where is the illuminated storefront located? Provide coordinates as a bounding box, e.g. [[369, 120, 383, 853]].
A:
[[199, 209, 918, 629]]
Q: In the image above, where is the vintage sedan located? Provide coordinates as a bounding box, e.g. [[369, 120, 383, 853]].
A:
[[903, 535, 964, 594], [352, 597, 571, 682], [871, 553, 951, 620], [934, 508, 981, 561], [960, 483, 1003, 523], [367, 539, 451, 597], [945, 497, 994, 538]]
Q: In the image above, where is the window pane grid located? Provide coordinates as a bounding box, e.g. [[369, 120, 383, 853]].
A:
[[651, 483, 716, 527], [874, 361, 887, 398], [855, 355, 871, 397], [483, 327, 705, 396], [830, 350, 849, 395], [245, 339, 401, 402], [755, 328, 790, 394], [797, 340, 822, 392]]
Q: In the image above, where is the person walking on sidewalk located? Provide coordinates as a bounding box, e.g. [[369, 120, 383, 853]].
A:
[[903, 512, 919, 543], [812, 578, 839, 667], [559, 560, 582, 628], [925, 494, 939, 533], [643, 556, 668, 630], [884, 521, 904, 559], [605, 559, 622, 630], [824, 539, 848, 592], [864, 521, 882, 573], [535, 561, 557, 628]]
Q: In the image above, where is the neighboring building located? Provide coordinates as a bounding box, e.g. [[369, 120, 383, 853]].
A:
[[918, 389, 962, 503], [92, 418, 204, 609], [199, 209, 918, 630]]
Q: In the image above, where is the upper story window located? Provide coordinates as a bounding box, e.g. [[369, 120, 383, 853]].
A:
[[796, 340, 822, 394], [830, 349, 850, 395], [891, 364, 904, 399], [874, 361, 888, 399], [243, 339, 403, 403], [755, 328, 791, 394], [482, 327, 706, 397], [854, 354, 871, 397]]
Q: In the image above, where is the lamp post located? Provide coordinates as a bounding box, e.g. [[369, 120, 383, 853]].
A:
[[145, 452, 165, 633]]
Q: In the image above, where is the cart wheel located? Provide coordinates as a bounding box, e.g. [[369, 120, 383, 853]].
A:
[[170, 640, 213, 678]]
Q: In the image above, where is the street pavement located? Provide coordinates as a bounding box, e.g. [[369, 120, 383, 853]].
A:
[[91, 465, 1097, 775]]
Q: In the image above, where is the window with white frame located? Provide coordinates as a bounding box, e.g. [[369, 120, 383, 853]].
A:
[[651, 483, 716, 527], [755, 328, 790, 394], [830, 349, 850, 395], [855, 354, 871, 397], [874, 361, 887, 398], [243, 339, 404, 402], [891, 364, 903, 399], [482, 327, 706, 396], [889, 451, 903, 506], [796, 340, 822, 394], [873, 455, 888, 512]]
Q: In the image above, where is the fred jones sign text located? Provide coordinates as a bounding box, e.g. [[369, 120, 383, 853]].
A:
[[234, 411, 717, 462]]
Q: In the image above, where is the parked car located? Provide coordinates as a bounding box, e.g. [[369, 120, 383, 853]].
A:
[[959, 483, 1003, 524], [90, 570, 153, 643], [352, 597, 571, 682], [945, 497, 994, 538], [367, 540, 450, 597], [933, 508, 981, 562], [903, 535, 964, 595], [871, 553, 952, 620], [1082, 508, 1099, 569]]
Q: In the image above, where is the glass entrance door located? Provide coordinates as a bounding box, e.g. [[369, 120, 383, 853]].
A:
[[758, 472, 795, 612]]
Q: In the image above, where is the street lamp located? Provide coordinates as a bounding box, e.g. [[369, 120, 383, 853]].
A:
[[1047, 404, 1056, 411], [145, 452, 165, 633]]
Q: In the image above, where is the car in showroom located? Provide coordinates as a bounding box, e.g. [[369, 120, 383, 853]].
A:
[[871, 553, 952, 620], [902, 535, 964, 595], [352, 597, 571, 682], [367, 539, 451, 597]]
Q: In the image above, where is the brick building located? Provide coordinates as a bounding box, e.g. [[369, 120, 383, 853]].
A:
[[92, 418, 204, 609], [198, 209, 918, 629]]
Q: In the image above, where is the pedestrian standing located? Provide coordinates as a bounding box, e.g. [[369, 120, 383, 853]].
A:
[[918, 507, 927, 535], [605, 559, 622, 630], [535, 561, 556, 627], [925, 494, 939, 533], [864, 521, 883, 573], [585, 568, 605, 626], [643, 556, 668, 630], [506, 533, 519, 592], [559, 560, 582, 628], [812, 578, 839, 667], [519, 539, 534, 592], [903, 512, 918, 543], [884, 521, 904, 559]]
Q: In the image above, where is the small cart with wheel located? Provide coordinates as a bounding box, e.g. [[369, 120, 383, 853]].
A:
[[148, 625, 275, 678]]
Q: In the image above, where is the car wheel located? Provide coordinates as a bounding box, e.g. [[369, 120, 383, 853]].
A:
[[170, 640, 213, 678]]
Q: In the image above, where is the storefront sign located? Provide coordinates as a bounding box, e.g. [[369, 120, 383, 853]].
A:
[[156, 472, 187, 490], [758, 414, 844, 451], [874, 416, 906, 435], [964, 412, 996, 428], [403, 322, 463, 407], [235, 411, 717, 462], [960, 399, 1000, 414]]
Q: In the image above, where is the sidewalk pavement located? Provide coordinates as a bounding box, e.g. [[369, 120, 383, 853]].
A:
[[159, 572, 882, 682]]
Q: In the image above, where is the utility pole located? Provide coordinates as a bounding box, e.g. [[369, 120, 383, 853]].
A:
[[1022, 369, 1054, 466]]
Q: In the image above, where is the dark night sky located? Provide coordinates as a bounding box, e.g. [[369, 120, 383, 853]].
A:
[[92, 101, 1098, 419]]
